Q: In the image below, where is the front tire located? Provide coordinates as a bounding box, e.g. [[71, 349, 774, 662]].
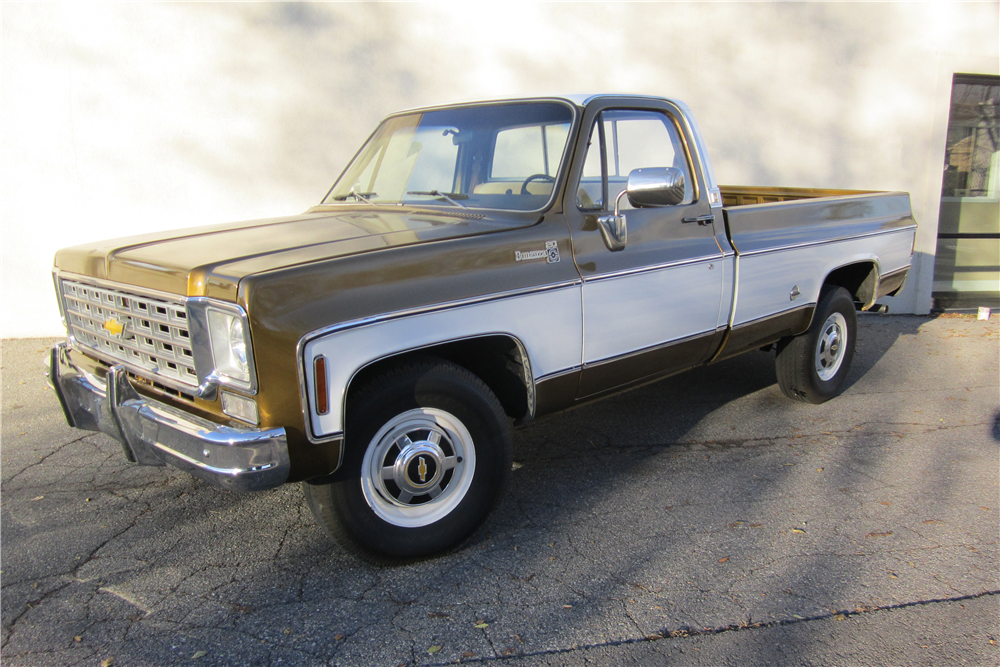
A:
[[304, 360, 513, 564], [775, 285, 857, 404]]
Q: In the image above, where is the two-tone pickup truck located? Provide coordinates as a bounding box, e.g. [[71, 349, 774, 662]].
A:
[[48, 95, 916, 562]]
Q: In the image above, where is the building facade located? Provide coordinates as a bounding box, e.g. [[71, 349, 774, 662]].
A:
[[2, 3, 998, 336]]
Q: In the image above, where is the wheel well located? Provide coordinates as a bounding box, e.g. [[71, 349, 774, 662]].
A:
[[823, 262, 877, 309], [346, 336, 532, 425]]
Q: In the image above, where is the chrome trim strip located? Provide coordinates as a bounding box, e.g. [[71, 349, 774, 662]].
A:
[[737, 225, 918, 259], [52, 269, 68, 328], [669, 99, 722, 207], [295, 349, 346, 448], [535, 365, 584, 384], [878, 265, 910, 280], [728, 248, 741, 329], [582, 253, 724, 283], [341, 332, 539, 435], [582, 328, 717, 369], [511, 336, 537, 421], [300, 279, 581, 346], [186, 297, 259, 396]]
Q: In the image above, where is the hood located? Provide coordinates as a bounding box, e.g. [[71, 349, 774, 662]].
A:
[[54, 206, 537, 301]]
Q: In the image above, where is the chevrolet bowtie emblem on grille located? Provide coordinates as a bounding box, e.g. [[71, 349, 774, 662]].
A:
[[103, 318, 127, 338], [417, 456, 428, 483]]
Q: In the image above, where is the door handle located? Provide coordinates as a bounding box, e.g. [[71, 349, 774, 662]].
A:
[[682, 214, 715, 225]]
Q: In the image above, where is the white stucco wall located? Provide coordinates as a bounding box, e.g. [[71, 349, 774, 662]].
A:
[[2, 2, 998, 337]]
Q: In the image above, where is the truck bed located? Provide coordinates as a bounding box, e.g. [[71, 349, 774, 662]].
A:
[[719, 185, 877, 207]]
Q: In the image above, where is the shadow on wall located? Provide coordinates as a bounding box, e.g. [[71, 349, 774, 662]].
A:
[[227, 2, 945, 199], [496, 3, 933, 192]]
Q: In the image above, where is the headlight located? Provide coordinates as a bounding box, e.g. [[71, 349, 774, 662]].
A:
[[229, 316, 249, 372], [207, 306, 254, 389]]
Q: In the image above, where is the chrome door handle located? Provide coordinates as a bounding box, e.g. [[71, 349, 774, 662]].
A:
[[682, 214, 715, 225]]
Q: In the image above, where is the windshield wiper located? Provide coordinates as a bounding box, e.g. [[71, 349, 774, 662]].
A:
[[333, 188, 376, 204], [406, 190, 469, 209]]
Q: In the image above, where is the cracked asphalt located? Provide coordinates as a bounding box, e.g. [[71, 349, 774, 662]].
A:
[[2, 314, 998, 666]]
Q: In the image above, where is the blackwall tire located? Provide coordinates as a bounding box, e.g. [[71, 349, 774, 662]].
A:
[[775, 285, 857, 404], [304, 360, 513, 564]]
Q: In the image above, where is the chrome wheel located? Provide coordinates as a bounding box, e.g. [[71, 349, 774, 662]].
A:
[[304, 360, 512, 562], [361, 408, 476, 528], [775, 285, 857, 404], [815, 312, 848, 381]]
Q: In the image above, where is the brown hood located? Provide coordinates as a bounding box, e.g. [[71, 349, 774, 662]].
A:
[[54, 206, 537, 301]]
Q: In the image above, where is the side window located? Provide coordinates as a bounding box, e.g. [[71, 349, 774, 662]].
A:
[[577, 109, 694, 210]]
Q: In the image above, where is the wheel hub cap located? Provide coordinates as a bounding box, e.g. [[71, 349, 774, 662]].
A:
[[815, 312, 848, 381], [395, 441, 445, 496], [361, 408, 476, 528]]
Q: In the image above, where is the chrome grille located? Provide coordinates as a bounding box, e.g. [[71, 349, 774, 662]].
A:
[[60, 278, 198, 388]]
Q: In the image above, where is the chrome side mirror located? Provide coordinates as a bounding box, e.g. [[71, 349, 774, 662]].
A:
[[595, 167, 686, 252], [626, 167, 686, 208]]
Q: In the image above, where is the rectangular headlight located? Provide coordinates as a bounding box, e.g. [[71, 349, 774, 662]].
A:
[[206, 305, 255, 391]]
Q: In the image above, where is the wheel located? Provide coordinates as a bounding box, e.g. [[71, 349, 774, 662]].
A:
[[304, 360, 513, 564], [775, 285, 857, 404], [520, 173, 555, 195]]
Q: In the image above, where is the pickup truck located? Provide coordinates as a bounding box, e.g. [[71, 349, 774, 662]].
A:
[[48, 94, 916, 562]]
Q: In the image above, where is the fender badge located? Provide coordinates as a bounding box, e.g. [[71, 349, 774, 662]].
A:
[[515, 240, 560, 264]]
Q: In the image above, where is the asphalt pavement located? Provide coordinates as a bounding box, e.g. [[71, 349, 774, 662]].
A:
[[2, 314, 998, 666]]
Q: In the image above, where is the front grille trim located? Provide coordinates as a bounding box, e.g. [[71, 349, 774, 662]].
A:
[[60, 277, 199, 390]]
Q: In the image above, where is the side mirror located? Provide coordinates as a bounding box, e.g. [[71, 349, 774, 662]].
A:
[[595, 167, 687, 252], [626, 167, 686, 207]]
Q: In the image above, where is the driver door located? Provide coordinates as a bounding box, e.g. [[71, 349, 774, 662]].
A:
[[566, 100, 726, 397]]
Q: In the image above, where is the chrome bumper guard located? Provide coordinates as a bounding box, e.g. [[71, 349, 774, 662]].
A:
[[47, 342, 289, 492]]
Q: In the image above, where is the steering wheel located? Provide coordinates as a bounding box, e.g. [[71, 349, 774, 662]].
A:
[[520, 173, 556, 195]]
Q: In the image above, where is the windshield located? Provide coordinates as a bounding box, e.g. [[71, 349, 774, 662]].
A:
[[324, 102, 574, 211]]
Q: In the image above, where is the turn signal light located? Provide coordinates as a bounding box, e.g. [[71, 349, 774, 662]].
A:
[[314, 356, 329, 415]]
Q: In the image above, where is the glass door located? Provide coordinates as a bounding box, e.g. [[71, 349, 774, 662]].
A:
[[933, 74, 1000, 309]]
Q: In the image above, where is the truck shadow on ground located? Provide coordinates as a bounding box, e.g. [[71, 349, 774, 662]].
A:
[[257, 316, 951, 663]]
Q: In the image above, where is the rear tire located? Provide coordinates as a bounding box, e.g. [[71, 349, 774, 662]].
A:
[[775, 285, 857, 404], [304, 360, 512, 564]]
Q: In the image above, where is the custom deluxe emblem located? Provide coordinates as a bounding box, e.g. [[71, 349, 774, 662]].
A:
[[515, 240, 560, 264]]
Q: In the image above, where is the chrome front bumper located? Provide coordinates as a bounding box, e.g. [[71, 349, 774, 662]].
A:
[[47, 342, 290, 492]]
